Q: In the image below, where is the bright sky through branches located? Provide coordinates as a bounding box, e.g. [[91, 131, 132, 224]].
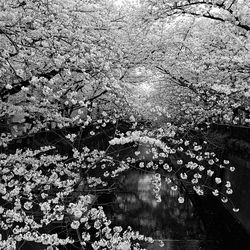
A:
[[114, 0, 140, 7]]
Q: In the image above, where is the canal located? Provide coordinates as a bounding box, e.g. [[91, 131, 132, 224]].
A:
[[98, 168, 250, 250], [99, 170, 219, 250]]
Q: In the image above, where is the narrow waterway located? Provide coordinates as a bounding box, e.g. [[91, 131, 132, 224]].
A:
[[100, 171, 220, 250]]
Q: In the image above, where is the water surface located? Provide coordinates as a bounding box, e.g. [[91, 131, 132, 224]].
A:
[[102, 171, 220, 250]]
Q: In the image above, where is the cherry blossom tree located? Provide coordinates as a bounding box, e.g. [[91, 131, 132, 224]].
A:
[[121, 0, 250, 127], [0, 0, 243, 249]]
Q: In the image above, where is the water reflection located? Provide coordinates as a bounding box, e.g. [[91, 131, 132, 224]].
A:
[[104, 171, 218, 249]]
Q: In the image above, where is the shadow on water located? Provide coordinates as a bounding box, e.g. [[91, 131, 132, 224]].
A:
[[99, 171, 220, 250]]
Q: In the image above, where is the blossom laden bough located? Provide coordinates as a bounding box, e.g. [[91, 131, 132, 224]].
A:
[[0, 0, 243, 249]]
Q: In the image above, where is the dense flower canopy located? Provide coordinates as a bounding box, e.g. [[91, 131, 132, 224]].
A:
[[0, 0, 249, 249]]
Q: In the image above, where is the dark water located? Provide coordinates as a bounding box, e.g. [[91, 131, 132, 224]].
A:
[[101, 171, 220, 250], [20, 170, 250, 250]]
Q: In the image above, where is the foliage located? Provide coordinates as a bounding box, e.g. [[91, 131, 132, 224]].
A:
[[0, 0, 246, 249], [122, 0, 250, 127]]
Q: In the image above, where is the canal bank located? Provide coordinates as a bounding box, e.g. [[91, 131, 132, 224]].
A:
[[208, 124, 250, 239], [190, 194, 250, 250]]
